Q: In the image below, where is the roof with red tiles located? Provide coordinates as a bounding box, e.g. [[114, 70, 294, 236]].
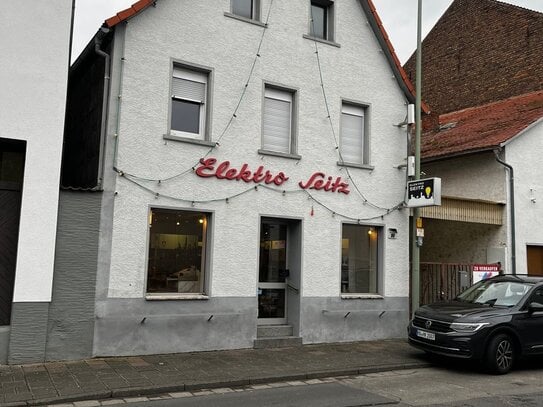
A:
[[104, 0, 155, 28], [103, 0, 426, 112], [422, 90, 543, 160]]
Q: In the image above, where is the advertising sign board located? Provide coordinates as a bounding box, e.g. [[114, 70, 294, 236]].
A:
[[406, 178, 442, 207]]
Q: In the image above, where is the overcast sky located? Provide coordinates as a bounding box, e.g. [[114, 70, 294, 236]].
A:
[[72, 0, 543, 64]]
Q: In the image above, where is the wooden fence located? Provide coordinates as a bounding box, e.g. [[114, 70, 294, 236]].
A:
[[418, 262, 473, 305]]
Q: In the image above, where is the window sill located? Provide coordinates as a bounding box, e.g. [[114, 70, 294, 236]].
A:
[[224, 12, 267, 28], [337, 161, 375, 171], [341, 294, 384, 300], [302, 34, 341, 48], [258, 149, 301, 160], [145, 294, 209, 301], [163, 134, 216, 147]]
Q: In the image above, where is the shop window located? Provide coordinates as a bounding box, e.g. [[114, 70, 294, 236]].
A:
[[341, 224, 380, 294], [310, 0, 334, 41], [170, 66, 209, 140], [232, 0, 260, 20], [340, 102, 369, 165], [146, 208, 209, 295], [262, 85, 297, 155]]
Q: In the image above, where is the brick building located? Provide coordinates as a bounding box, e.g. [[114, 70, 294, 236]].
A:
[[404, 0, 543, 114]]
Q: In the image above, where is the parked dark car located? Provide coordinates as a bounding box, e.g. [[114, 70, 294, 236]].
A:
[[408, 275, 543, 374]]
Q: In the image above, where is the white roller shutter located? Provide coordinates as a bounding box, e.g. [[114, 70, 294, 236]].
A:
[[263, 88, 292, 154]]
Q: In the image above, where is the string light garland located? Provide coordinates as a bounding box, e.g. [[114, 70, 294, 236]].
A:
[[308, 31, 399, 213], [117, 0, 275, 183], [113, 2, 405, 221], [120, 172, 402, 222]]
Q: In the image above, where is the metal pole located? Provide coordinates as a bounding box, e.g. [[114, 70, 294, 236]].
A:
[[411, 0, 422, 316]]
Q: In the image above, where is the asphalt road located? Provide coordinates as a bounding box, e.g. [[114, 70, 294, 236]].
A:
[[120, 360, 543, 407]]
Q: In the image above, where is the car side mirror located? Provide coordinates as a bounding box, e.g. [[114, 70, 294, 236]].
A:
[[528, 302, 543, 314]]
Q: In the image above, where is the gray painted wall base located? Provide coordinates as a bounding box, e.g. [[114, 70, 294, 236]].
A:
[[301, 297, 409, 343], [94, 297, 258, 356], [0, 326, 10, 364], [46, 191, 102, 361], [93, 296, 409, 357], [8, 302, 49, 364]]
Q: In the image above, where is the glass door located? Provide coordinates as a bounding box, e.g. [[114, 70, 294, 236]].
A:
[[258, 219, 288, 325]]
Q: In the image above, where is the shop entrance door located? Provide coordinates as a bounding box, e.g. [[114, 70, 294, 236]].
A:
[[258, 219, 289, 325]]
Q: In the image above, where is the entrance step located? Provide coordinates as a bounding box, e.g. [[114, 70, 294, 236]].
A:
[[255, 325, 301, 349], [253, 336, 303, 349], [257, 324, 293, 338]]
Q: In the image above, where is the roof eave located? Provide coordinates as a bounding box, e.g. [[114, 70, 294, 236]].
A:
[[359, 0, 430, 114], [421, 147, 498, 163], [104, 0, 156, 28]]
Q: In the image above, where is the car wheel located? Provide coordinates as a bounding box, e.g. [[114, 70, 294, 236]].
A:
[[485, 334, 514, 374]]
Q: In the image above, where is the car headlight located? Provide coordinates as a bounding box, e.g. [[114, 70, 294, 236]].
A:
[[450, 322, 489, 333]]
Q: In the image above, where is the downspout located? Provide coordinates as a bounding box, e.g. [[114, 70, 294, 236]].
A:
[[94, 27, 111, 190], [495, 149, 516, 275]]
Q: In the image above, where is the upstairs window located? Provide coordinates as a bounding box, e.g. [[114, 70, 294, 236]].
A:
[[171, 66, 208, 140], [310, 0, 334, 41], [340, 103, 369, 165], [262, 86, 297, 155], [232, 0, 260, 20]]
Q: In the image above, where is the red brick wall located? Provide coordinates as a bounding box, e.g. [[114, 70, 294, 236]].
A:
[[403, 0, 543, 114]]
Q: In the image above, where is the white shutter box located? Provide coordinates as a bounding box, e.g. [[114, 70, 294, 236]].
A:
[[172, 77, 206, 103]]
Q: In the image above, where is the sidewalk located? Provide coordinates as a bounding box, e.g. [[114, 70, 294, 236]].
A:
[[0, 339, 428, 406]]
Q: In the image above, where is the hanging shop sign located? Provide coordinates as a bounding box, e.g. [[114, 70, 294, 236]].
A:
[[195, 158, 350, 194], [406, 177, 442, 207]]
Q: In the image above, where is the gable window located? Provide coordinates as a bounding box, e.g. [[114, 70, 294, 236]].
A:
[[310, 0, 334, 41], [340, 102, 368, 165], [341, 224, 381, 295], [170, 66, 208, 140], [262, 85, 297, 156], [147, 208, 210, 296], [232, 0, 260, 20]]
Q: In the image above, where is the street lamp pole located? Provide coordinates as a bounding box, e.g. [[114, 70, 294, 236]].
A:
[[411, 0, 423, 316]]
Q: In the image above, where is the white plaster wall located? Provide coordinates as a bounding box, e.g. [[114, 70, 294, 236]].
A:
[[107, 0, 409, 299], [506, 120, 543, 274], [0, 1, 71, 302], [423, 152, 506, 203]]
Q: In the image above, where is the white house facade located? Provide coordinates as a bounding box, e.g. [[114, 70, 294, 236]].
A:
[[57, 0, 417, 359]]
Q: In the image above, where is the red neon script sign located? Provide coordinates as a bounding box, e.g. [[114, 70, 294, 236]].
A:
[[195, 158, 350, 194], [196, 158, 289, 186]]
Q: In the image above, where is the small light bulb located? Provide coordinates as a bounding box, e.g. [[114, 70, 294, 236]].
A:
[[199, 219, 204, 224]]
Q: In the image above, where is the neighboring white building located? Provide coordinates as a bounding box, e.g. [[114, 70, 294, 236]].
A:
[[57, 0, 420, 359], [420, 91, 543, 280], [0, 2, 72, 363]]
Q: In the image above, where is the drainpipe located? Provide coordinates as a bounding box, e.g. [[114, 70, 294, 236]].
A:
[[495, 150, 516, 275], [94, 27, 111, 190]]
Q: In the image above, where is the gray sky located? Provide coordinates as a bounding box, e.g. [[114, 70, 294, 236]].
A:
[[72, 0, 543, 64]]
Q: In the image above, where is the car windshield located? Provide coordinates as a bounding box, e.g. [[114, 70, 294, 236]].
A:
[[456, 280, 532, 307]]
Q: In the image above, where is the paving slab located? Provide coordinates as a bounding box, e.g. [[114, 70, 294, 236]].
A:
[[0, 339, 428, 406]]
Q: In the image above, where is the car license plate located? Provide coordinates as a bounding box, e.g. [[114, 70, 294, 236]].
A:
[[416, 329, 435, 341]]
